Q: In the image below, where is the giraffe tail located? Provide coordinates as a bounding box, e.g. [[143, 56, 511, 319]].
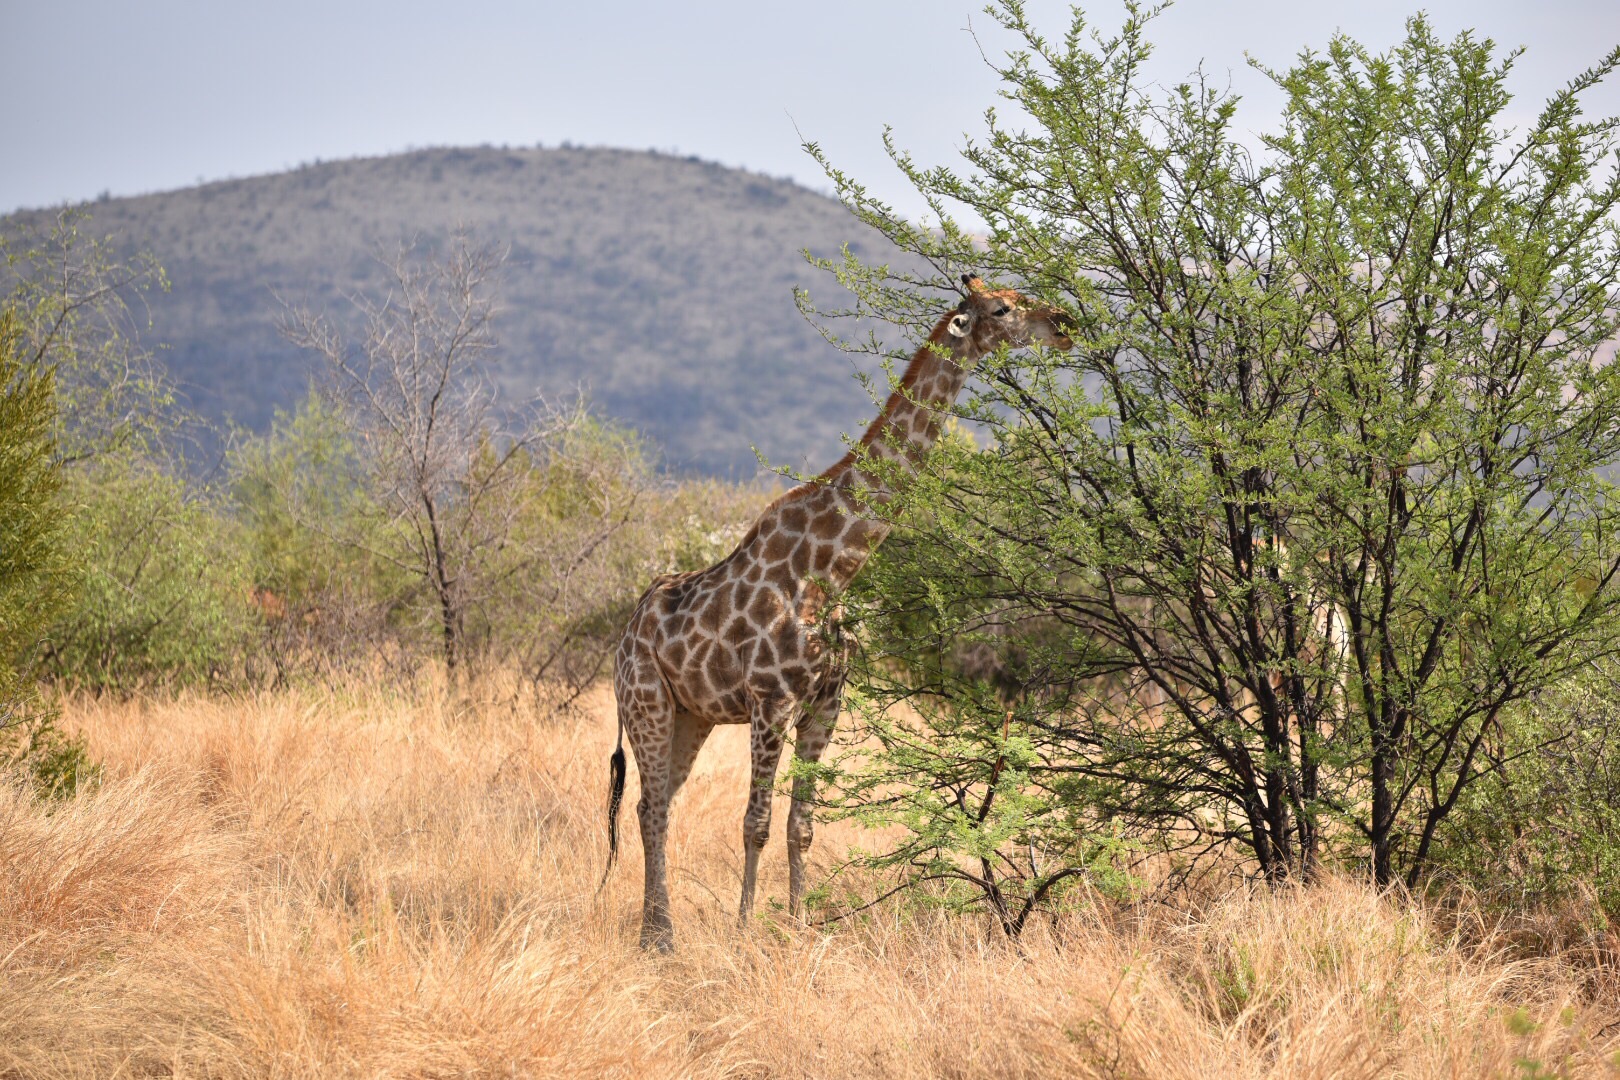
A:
[[599, 722, 627, 891]]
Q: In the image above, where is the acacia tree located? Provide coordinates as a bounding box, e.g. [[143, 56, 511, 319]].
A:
[[813, 4, 1620, 892]]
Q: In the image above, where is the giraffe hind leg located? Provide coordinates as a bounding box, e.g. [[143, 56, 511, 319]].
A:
[[617, 660, 679, 952], [667, 709, 714, 802]]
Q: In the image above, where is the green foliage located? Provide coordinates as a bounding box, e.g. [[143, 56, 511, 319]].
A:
[[462, 411, 656, 682], [420, 410, 768, 691], [48, 456, 253, 691], [227, 385, 767, 693], [231, 386, 379, 607], [1434, 661, 1620, 919], [0, 305, 93, 794], [272, 238, 777, 693], [654, 481, 762, 577], [809, 4, 1620, 891], [227, 387, 413, 683], [9, 718, 100, 798], [0, 308, 69, 703], [0, 305, 100, 794], [811, 690, 1138, 936], [1, 207, 173, 462], [2, 210, 261, 698]]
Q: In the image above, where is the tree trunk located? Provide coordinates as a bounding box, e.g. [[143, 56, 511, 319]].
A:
[[1370, 742, 1396, 887], [423, 491, 459, 675]]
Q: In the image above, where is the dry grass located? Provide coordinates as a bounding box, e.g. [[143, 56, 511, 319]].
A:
[[1, 680, 1616, 1078]]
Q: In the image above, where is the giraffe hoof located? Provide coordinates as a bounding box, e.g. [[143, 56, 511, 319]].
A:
[[639, 921, 675, 954]]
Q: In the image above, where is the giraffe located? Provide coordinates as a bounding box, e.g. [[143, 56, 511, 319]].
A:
[[604, 275, 1074, 950]]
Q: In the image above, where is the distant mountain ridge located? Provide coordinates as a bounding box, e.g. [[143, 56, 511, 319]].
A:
[[4, 146, 908, 475]]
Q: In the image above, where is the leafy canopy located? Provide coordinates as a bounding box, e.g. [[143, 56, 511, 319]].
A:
[[807, 3, 1620, 903]]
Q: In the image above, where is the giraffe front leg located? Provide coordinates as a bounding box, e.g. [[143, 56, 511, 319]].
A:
[[738, 697, 788, 927], [788, 678, 841, 918]]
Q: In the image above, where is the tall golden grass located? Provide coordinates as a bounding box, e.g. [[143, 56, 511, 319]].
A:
[[1, 680, 1615, 1077]]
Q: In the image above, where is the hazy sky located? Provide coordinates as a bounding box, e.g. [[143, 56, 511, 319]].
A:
[[5, 0, 1619, 218]]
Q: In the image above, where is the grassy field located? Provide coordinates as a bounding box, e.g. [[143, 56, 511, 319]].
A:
[[2, 680, 1617, 1078]]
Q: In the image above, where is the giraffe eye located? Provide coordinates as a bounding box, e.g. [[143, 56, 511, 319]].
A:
[[993, 306, 1011, 317]]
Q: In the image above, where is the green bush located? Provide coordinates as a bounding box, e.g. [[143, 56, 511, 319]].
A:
[[7, 211, 252, 699], [1433, 662, 1620, 921], [228, 388, 412, 681], [47, 455, 254, 692], [0, 305, 95, 794], [228, 388, 770, 693], [231, 387, 382, 609], [0, 309, 67, 704]]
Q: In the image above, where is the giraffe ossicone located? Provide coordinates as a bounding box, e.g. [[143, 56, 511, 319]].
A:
[[605, 275, 1073, 951]]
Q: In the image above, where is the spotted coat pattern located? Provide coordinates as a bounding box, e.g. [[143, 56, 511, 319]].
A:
[[609, 278, 1073, 950]]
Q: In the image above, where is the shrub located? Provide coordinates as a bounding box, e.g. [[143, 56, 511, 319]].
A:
[[229, 385, 770, 698], [229, 388, 409, 681], [0, 306, 93, 792], [272, 238, 775, 695], [46, 455, 253, 692], [0, 309, 67, 705], [1433, 661, 1620, 921]]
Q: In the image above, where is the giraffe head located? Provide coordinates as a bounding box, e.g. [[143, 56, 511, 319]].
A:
[[945, 274, 1074, 356]]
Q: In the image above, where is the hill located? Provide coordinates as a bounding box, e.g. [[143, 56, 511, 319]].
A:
[[5, 146, 909, 476]]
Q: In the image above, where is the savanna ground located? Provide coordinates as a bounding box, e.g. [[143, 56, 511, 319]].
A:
[[3, 678, 1618, 1079]]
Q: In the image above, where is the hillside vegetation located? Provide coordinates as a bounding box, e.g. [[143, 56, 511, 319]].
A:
[[3, 146, 902, 475]]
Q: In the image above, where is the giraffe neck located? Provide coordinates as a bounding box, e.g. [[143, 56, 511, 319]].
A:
[[819, 312, 976, 499], [755, 313, 975, 598]]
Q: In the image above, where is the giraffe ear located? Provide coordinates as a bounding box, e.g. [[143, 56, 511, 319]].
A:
[[947, 312, 973, 338]]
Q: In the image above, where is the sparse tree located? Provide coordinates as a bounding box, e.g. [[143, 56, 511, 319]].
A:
[[2, 208, 172, 464], [282, 236, 643, 680]]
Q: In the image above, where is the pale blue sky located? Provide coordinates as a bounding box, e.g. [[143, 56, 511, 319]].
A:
[[5, 0, 1619, 218]]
